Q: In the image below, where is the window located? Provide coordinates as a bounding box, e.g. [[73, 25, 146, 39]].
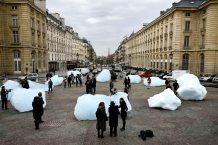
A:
[[200, 54, 204, 73], [37, 21, 40, 30], [185, 12, 191, 16], [202, 19, 206, 29], [12, 31, 19, 43], [12, 16, 18, 26], [12, 5, 17, 10], [14, 50, 20, 58], [31, 18, 34, 28], [182, 54, 189, 70], [14, 51, 21, 72], [185, 21, 190, 32], [184, 36, 190, 48]]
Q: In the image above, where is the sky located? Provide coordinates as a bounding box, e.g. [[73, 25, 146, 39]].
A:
[[46, 0, 180, 56]]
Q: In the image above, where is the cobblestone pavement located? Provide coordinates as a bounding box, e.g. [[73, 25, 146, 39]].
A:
[[0, 78, 218, 145]]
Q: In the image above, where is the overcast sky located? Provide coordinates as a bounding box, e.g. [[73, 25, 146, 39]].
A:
[[46, 0, 180, 56]]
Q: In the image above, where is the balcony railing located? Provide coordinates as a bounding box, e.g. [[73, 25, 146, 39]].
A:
[[183, 46, 190, 49], [183, 29, 192, 33]]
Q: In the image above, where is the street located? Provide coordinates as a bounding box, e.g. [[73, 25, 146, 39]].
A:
[[0, 77, 218, 145]]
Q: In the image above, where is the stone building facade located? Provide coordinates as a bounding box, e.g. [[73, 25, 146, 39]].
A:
[[0, 0, 47, 75], [47, 11, 96, 71], [115, 0, 218, 75]]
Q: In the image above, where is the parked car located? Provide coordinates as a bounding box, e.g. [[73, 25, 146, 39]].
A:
[[18, 73, 38, 81], [138, 71, 153, 78], [199, 74, 215, 82], [212, 75, 218, 83]]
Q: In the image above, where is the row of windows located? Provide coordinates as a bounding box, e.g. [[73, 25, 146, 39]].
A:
[[13, 51, 46, 72]]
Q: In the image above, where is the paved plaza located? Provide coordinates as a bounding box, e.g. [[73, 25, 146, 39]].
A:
[[0, 77, 218, 145]]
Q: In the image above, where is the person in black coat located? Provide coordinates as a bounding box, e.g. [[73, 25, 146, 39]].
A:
[[85, 77, 91, 94], [108, 101, 119, 137], [48, 79, 53, 94], [1, 86, 8, 110], [96, 102, 107, 138], [32, 92, 44, 130], [119, 98, 128, 131], [67, 75, 72, 87], [91, 75, 97, 94], [124, 76, 129, 88]]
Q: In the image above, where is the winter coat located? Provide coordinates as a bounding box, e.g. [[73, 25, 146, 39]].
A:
[[48, 80, 53, 88], [119, 101, 128, 118], [32, 96, 44, 119], [109, 105, 119, 127], [1, 89, 7, 100], [96, 108, 107, 131], [91, 78, 96, 88]]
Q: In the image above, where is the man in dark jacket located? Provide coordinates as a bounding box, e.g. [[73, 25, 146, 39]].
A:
[[119, 98, 128, 131], [91, 75, 97, 94], [32, 92, 44, 130], [1, 86, 8, 110], [68, 75, 72, 87], [108, 101, 119, 137], [48, 79, 53, 94]]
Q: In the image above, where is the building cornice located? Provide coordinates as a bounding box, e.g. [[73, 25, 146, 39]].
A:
[[3, 0, 46, 16]]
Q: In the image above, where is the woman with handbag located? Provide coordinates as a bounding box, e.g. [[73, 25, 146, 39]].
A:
[[96, 102, 108, 138]]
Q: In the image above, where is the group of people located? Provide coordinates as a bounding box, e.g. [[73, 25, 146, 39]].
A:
[[85, 75, 96, 94], [96, 98, 128, 138], [64, 73, 83, 88]]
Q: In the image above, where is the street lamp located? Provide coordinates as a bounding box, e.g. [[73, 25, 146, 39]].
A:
[[169, 52, 173, 72], [31, 50, 35, 73]]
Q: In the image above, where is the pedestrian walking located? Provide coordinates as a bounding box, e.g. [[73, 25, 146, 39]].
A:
[[1, 86, 8, 110], [119, 98, 128, 131], [173, 80, 179, 94], [63, 76, 67, 88], [68, 75, 72, 87], [48, 79, 53, 94], [70, 73, 75, 84], [108, 101, 119, 137], [76, 75, 79, 87], [96, 102, 108, 138], [78, 74, 82, 86], [110, 80, 114, 95], [124, 87, 129, 100], [147, 77, 151, 89], [85, 77, 91, 94], [32, 92, 44, 130], [91, 75, 97, 94], [127, 76, 131, 89], [124, 76, 129, 89]]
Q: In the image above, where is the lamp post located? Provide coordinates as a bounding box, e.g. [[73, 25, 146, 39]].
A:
[[31, 50, 35, 73], [169, 52, 173, 72]]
